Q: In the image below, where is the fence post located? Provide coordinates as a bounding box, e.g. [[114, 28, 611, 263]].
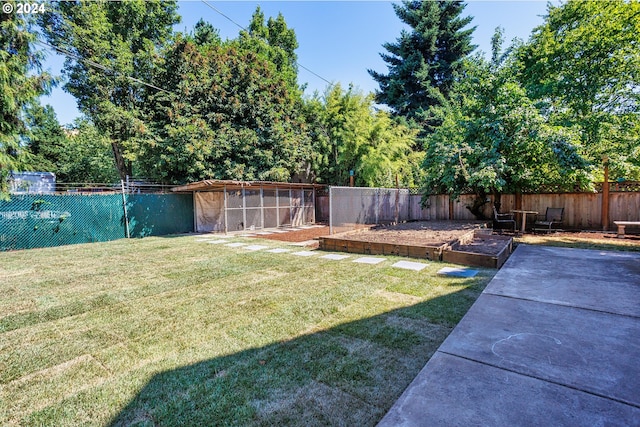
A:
[[448, 197, 454, 220], [121, 180, 130, 238], [602, 158, 610, 231], [329, 186, 333, 235]]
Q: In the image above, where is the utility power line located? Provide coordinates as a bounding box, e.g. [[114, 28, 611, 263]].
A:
[[36, 39, 176, 96], [200, 0, 333, 86]]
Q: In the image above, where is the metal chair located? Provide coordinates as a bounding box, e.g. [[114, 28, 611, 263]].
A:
[[493, 206, 516, 232], [534, 207, 564, 233]]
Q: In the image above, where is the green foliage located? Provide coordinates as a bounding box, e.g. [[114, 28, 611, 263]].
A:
[[39, 0, 180, 180], [518, 0, 640, 179], [60, 120, 120, 183], [304, 84, 422, 187], [23, 104, 68, 173], [423, 40, 590, 217], [1, 12, 53, 198], [369, 0, 475, 130], [139, 26, 310, 183]]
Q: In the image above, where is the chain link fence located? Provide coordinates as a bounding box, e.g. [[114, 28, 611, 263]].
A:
[[0, 193, 193, 251]]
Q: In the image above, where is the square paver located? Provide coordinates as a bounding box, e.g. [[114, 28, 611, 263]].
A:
[[353, 257, 385, 265], [266, 248, 290, 253], [392, 260, 428, 271], [225, 242, 247, 248], [244, 245, 269, 251], [438, 267, 479, 278], [206, 240, 227, 245], [291, 251, 316, 257], [320, 254, 350, 261]]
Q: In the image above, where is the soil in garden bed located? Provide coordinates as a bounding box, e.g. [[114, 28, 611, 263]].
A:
[[453, 235, 509, 256], [335, 220, 489, 247]]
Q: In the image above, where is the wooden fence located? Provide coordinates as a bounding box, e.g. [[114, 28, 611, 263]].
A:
[[316, 186, 640, 231]]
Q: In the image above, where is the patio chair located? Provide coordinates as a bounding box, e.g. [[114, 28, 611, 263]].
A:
[[533, 207, 564, 233], [492, 206, 516, 232]]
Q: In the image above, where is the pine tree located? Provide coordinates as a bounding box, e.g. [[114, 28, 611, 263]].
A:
[[1, 13, 53, 198], [369, 1, 475, 127]]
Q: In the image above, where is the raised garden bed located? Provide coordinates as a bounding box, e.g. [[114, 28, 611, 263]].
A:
[[318, 221, 513, 268]]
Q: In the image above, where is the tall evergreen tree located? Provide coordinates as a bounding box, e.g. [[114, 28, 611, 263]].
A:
[[369, 1, 475, 128], [1, 13, 53, 198]]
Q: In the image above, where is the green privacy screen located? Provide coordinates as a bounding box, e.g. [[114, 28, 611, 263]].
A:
[[0, 193, 193, 251]]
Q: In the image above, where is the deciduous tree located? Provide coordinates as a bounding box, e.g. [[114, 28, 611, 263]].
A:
[[39, 0, 180, 180], [518, 0, 640, 179]]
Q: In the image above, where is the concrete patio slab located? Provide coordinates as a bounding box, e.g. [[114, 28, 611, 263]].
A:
[[378, 244, 640, 427], [379, 352, 640, 427], [485, 245, 640, 317], [438, 294, 640, 406]]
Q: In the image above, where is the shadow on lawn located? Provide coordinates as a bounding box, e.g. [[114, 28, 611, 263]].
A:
[[108, 286, 479, 426]]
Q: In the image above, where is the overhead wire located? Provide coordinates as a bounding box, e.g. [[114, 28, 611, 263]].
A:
[[200, 0, 333, 86], [35, 39, 177, 96]]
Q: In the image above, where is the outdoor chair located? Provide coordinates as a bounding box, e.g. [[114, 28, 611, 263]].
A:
[[492, 206, 516, 232], [533, 207, 564, 233]]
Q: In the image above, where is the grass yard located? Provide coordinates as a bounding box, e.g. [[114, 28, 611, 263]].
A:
[[0, 235, 495, 426]]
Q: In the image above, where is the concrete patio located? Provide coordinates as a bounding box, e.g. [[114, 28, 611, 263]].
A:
[[378, 244, 640, 426]]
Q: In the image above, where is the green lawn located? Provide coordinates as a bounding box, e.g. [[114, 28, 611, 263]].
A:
[[0, 235, 495, 426]]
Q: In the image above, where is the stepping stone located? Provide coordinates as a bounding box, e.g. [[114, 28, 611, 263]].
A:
[[392, 260, 428, 271], [270, 229, 289, 234], [320, 254, 350, 261], [195, 238, 214, 242], [207, 240, 227, 245], [353, 257, 385, 265], [291, 251, 316, 257], [225, 242, 247, 248], [266, 248, 290, 253], [244, 245, 269, 251], [438, 267, 479, 278], [255, 232, 274, 235], [239, 234, 256, 237]]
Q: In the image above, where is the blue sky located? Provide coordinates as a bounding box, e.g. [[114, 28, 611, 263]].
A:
[[40, 1, 552, 126]]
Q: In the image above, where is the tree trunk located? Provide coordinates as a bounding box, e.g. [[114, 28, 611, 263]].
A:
[[111, 141, 132, 181], [466, 190, 490, 220]]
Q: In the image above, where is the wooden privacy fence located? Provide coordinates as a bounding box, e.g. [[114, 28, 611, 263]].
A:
[[316, 184, 640, 231]]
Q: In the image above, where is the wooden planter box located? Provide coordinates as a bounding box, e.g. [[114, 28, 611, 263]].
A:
[[319, 236, 445, 261], [319, 229, 513, 269], [442, 231, 513, 269]]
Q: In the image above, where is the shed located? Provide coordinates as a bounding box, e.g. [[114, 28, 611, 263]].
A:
[[172, 180, 322, 233]]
